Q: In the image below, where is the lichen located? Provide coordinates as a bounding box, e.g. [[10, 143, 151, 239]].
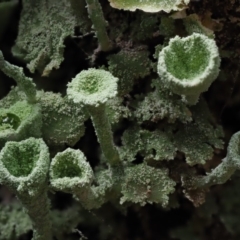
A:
[[12, 0, 91, 76], [173, 100, 224, 165], [108, 0, 190, 13], [120, 126, 176, 162], [107, 48, 152, 96], [38, 91, 87, 146], [157, 33, 220, 104], [132, 79, 192, 123], [120, 163, 176, 206], [1, 1, 239, 239]]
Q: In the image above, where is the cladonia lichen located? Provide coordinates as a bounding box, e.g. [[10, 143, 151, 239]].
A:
[[0, 1, 238, 240]]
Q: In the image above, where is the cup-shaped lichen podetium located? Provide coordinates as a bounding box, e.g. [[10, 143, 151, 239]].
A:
[[50, 148, 109, 209], [0, 138, 52, 240], [67, 68, 121, 167], [50, 148, 93, 193], [0, 100, 42, 148], [157, 33, 220, 105]]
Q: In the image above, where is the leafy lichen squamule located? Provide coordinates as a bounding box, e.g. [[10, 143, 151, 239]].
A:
[[108, 0, 190, 13]]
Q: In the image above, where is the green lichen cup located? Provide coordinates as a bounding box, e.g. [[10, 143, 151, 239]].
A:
[[157, 33, 220, 104], [0, 138, 52, 240], [50, 148, 93, 193], [0, 101, 42, 148], [50, 148, 107, 209]]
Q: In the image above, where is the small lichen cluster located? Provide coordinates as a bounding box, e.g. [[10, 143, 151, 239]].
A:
[[0, 0, 239, 240]]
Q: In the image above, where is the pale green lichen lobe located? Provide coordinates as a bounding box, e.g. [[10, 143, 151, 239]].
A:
[[108, 0, 190, 13], [12, 0, 90, 75], [38, 91, 86, 146], [121, 163, 175, 206], [107, 49, 151, 96]]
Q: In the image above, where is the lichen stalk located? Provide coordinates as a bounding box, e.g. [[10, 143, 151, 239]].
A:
[[183, 131, 240, 190], [183, 158, 236, 190], [88, 104, 121, 167], [18, 187, 52, 240], [0, 51, 36, 103], [85, 0, 113, 51]]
